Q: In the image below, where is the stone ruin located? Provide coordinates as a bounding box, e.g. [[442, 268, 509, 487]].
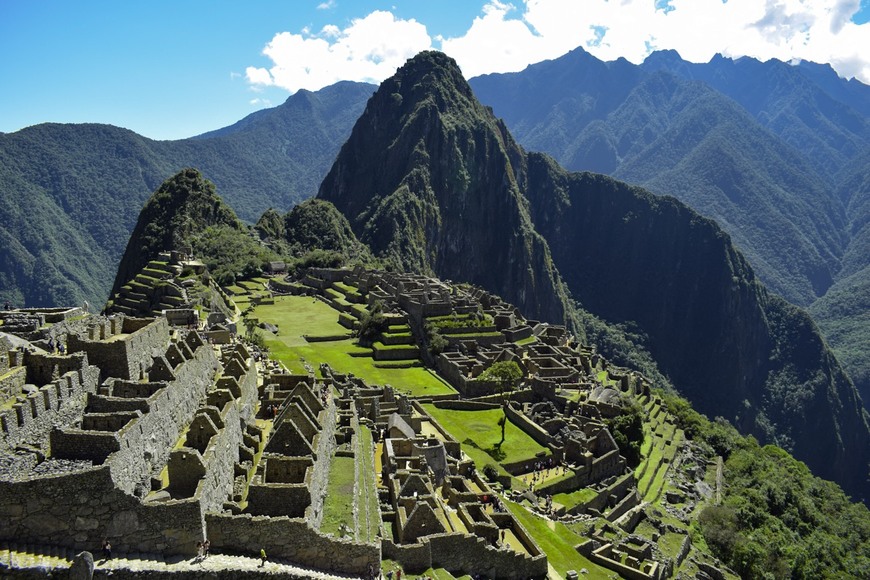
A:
[[0, 310, 379, 577], [0, 265, 730, 579]]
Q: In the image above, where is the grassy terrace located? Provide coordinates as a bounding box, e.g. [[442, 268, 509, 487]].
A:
[[358, 424, 381, 543], [320, 456, 356, 537], [552, 486, 598, 510], [252, 296, 455, 397], [505, 500, 609, 579], [421, 405, 549, 478], [634, 396, 684, 502]]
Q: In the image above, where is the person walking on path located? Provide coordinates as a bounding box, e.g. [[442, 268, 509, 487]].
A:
[[101, 538, 112, 560], [259, 548, 267, 567]]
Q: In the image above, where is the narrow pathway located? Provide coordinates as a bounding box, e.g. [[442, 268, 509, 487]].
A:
[[0, 543, 362, 579]]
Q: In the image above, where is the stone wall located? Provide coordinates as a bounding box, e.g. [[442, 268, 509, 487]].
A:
[[111, 343, 219, 494], [48, 334, 218, 497], [306, 393, 337, 529], [193, 401, 244, 513], [427, 532, 547, 579], [504, 404, 553, 448], [0, 365, 25, 399], [67, 318, 170, 381], [0, 356, 99, 453], [206, 513, 380, 576], [382, 537, 432, 572], [0, 466, 204, 556]]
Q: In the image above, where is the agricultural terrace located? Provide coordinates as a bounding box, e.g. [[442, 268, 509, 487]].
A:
[[505, 500, 609, 579], [635, 394, 684, 503], [251, 296, 455, 397]]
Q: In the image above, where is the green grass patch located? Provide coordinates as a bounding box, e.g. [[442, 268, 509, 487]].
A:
[[320, 455, 356, 537], [357, 425, 381, 543], [238, 280, 265, 291], [553, 487, 598, 510], [422, 405, 548, 465], [332, 281, 358, 293], [505, 500, 610, 578], [658, 531, 688, 559], [442, 331, 503, 339], [514, 335, 537, 346], [254, 296, 455, 396]]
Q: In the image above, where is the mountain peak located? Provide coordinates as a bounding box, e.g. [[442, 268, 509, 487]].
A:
[[380, 50, 476, 113], [317, 50, 570, 325], [110, 168, 242, 296]]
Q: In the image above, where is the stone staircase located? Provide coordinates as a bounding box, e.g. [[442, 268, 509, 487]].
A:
[[0, 540, 362, 578]]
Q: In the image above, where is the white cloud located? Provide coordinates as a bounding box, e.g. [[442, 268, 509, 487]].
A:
[[438, 0, 870, 83], [250, 98, 272, 107], [247, 0, 870, 93], [245, 11, 431, 92], [317, 0, 336, 10]]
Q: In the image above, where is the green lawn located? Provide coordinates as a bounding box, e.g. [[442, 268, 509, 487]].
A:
[[504, 500, 609, 578], [552, 487, 598, 510], [253, 296, 348, 343], [357, 425, 381, 543], [320, 456, 356, 537], [253, 296, 456, 397], [421, 405, 549, 466]]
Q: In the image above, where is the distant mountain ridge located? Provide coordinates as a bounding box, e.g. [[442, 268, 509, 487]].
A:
[[317, 51, 869, 499], [0, 81, 374, 309], [469, 46, 870, 407]]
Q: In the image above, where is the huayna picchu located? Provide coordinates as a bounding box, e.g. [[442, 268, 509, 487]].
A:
[[0, 50, 868, 579], [318, 51, 869, 501]]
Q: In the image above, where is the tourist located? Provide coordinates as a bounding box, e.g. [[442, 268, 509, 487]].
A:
[[259, 547, 267, 567], [203, 539, 210, 558], [102, 538, 112, 560], [196, 541, 203, 558]]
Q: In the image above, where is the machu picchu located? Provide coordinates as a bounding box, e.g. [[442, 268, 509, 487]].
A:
[[2, 35, 869, 580], [1, 257, 749, 579]]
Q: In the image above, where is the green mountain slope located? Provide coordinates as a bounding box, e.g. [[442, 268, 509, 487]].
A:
[[110, 167, 245, 295], [641, 50, 870, 180], [469, 46, 870, 416], [811, 154, 870, 403], [471, 53, 852, 307], [318, 51, 570, 326], [612, 74, 848, 303], [319, 51, 869, 499], [0, 81, 374, 309]]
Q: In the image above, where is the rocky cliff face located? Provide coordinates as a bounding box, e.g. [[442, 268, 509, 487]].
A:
[[318, 52, 569, 325], [317, 51, 868, 498], [519, 154, 868, 495]]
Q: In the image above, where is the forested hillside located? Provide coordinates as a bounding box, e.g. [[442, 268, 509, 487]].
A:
[[0, 81, 373, 310], [317, 51, 870, 499], [469, 47, 870, 406]]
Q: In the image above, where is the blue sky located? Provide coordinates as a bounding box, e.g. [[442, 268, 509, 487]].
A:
[[2, 0, 869, 140]]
